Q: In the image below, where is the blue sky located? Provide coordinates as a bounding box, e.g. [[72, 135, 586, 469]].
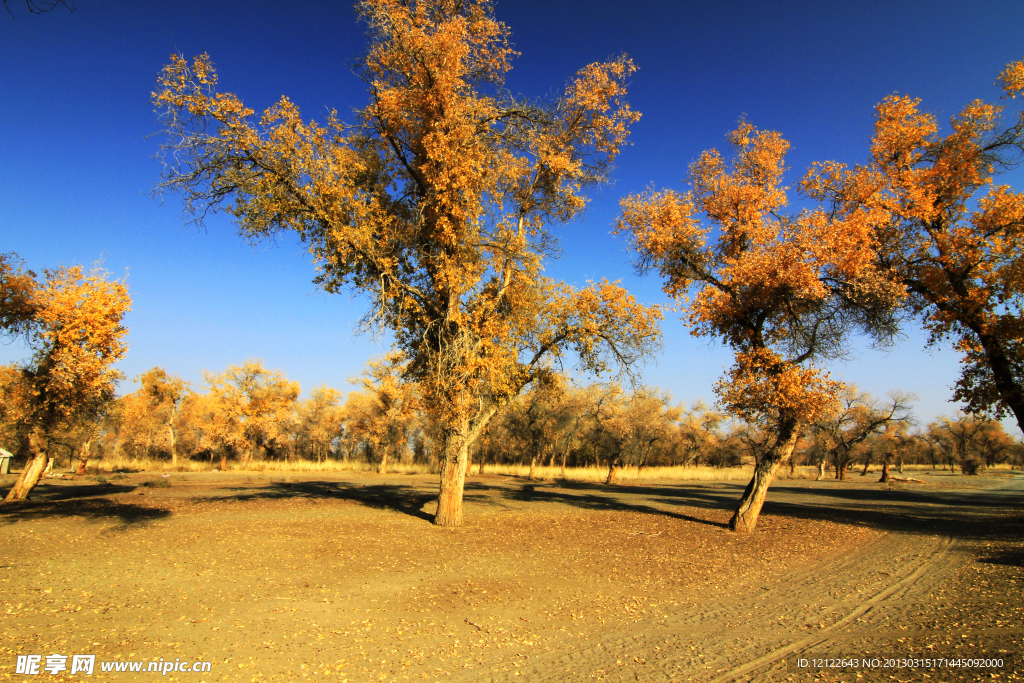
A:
[[2, 0, 1022, 434]]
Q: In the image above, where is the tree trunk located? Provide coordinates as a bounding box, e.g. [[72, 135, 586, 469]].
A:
[[435, 426, 469, 527], [878, 461, 890, 483], [220, 450, 228, 471], [74, 439, 91, 476], [861, 457, 871, 476], [4, 429, 50, 503], [728, 416, 800, 533], [378, 448, 389, 475], [528, 455, 538, 480], [898, 457, 904, 474], [167, 401, 178, 467], [560, 449, 567, 479], [605, 457, 622, 485], [816, 460, 825, 481]]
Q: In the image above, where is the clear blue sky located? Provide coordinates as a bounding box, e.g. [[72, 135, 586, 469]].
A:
[[2, 0, 1022, 434]]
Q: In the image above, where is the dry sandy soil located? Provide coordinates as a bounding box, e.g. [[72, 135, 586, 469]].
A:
[[0, 468, 1021, 682]]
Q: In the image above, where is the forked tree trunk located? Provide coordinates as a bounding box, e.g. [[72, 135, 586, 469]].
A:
[[878, 461, 890, 483], [435, 426, 470, 527], [728, 417, 800, 533], [74, 439, 91, 476], [4, 429, 50, 503]]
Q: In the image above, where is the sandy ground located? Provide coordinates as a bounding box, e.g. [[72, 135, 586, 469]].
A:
[[0, 468, 1021, 682]]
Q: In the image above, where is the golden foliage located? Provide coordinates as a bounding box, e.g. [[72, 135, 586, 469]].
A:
[[152, 0, 656, 441], [618, 123, 900, 429], [0, 261, 131, 430], [715, 349, 841, 424], [803, 59, 1024, 425], [200, 361, 300, 459]]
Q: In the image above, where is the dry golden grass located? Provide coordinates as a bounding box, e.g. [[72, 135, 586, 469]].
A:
[[80, 454, 1019, 480], [84, 454, 438, 475], [477, 463, 757, 482]]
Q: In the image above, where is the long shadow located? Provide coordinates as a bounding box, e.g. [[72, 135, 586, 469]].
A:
[[0, 482, 137, 501], [490, 477, 1024, 539], [0, 498, 171, 529], [646, 482, 1024, 538], [205, 481, 438, 522], [501, 485, 728, 528]]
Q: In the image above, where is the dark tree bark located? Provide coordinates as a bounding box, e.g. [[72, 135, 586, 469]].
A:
[[729, 416, 800, 533]]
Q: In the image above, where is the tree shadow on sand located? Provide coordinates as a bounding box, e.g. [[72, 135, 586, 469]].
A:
[[477, 477, 1024, 540], [494, 481, 729, 529], [0, 497, 171, 530], [205, 481, 439, 522]]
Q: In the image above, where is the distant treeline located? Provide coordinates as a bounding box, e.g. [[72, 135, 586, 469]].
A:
[[3, 357, 1019, 479]]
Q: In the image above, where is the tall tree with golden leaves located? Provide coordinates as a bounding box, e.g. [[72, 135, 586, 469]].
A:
[[803, 60, 1024, 432], [617, 124, 903, 532], [1, 258, 130, 502], [152, 0, 660, 526]]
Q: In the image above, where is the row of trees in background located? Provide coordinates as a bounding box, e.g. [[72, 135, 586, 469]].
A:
[[4, 1, 1022, 532], [3, 354, 1017, 481]]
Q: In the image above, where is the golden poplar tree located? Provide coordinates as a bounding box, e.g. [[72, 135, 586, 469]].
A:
[[0, 257, 130, 502], [152, 0, 660, 525], [617, 124, 903, 531], [802, 60, 1024, 432]]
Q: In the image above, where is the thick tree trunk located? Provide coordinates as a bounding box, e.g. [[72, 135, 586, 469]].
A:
[[528, 456, 538, 481], [878, 461, 890, 483], [861, 458, 871, 476], [378, 448, 389, 475], [4, 430, 50, 503], [435, 427, 469, 527], [728, 417, 800, 533], [816, 460, 825, 481]]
